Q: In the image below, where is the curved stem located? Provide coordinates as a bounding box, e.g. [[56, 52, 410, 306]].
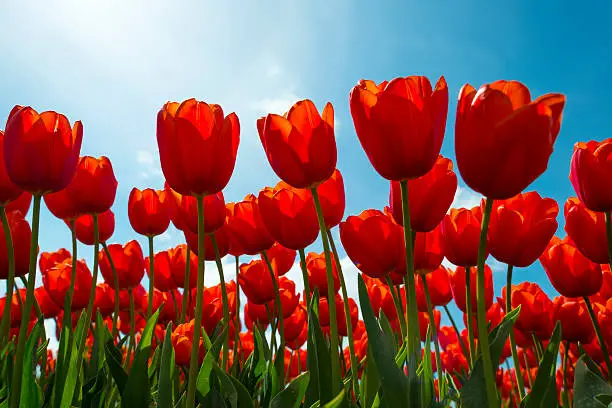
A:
[[147, 235, 155, 318], [126, 288, 136, 369], [298, 248, 311, 308], [211, 234, 230, 370], [505, 264, 525, 398], [386, 276, 407, 339], [310, 187, 341, 392], [584, 296, 612, 380], [262, 250, 285, 387], [0, 206, 16, 346], [328, 229, 359, 400], [443, 305, 468, 357], [421, 277, 444, 398], [475, 197, 497, 408], [185, 195, 206, 408], [180, 245, 191, 323], [399, 180, 421, 363], [102, 242, 120, 341], [465, 266, 475, 368], [10, 194, 41, 408]]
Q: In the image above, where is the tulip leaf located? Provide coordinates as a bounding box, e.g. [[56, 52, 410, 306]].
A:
[[420, 327, 434, 408], [306, 292, 334, 406], [196, 327, 228, 402], [460, 305, 520, 407], [104, 338, 127, 394], [121, 307, 161, 408], [270, 371, 310, 408], [573, 355, 612, 407], [20, 319, 43, 408], [323, 388, 346, 408], [212, 362, 254, 408], [58, 311, 89, 408], [357, 275, 410, 407], [158, 323, 175, 408], [360, 345, 381, 408], [521, 322, 562, 407]]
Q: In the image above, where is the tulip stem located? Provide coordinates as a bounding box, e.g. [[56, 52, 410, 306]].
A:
[[180, 245, 191, 323], [311, 187, 342, 394], [185, 195, 206, 408], [298, 249, 311, 308], [147, 235, 155, 319], [10, 194, 41, 408], [505, 264, 525, 398], [442, 305, 469, 357], [0, 207, 16, 347], [264, 304, 278, 353], [328, 229, 359, 400], [234, 255, 241, 372], [475, 197, 498, 408], [562, 341, 572, 408], [126, 287, 136, 369], [399, 180, 422, 364], [102, 242, 120, 340], [584, 296, 612, 380], [63, 221, 78, 334], [262, 250, 286, 387], [421, 277, 444, 399], [211, 235, 231, 370], [386, 276, 407, 339], [465, 266, 476, 368]]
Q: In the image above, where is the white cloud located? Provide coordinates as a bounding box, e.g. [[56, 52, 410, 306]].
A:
[[136, 150, 163, 179], [451, 186, 482, 210], [252, 90, 300, 116], [266, 63, 282, 78]]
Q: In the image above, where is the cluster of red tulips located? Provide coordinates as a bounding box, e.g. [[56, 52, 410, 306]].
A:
[[0, 76, 610, 408]]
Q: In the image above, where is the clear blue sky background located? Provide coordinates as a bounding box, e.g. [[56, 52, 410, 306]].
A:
[[1, 1, 610, 333]]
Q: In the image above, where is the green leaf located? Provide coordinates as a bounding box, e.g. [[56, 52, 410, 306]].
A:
[[121, 307, 161, 408], [196, 327, 228, 402], [573, 355, 612, 407], [357, 275, 409, 407], [521, 322, 562, 407], [271, 371, 310, 408], [227, 372, 255, 408], [306, 293, 334, 405], [104, 339, 127, 393], [212, 363, 254, 408], [460, 305, 521, 407], [360, 349, 380, 408], [420, 327, 434, 407], [158, 323, 175, 408], [322, 389, 346, 408], [57, 311, 89, 408], [20, 320, 43, 407]]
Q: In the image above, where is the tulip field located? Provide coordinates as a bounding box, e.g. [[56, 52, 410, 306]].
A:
[[0, 78, 611, 408]]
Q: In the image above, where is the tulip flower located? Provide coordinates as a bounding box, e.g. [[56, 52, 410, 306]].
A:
[[554, 297, 595, 344], [34, 286, 61, 319], [172, 320, 203, 366], [71, 210, 115, 245], [0, 130, 26, 205], [225, 195, 274, 255], [261, 242, 296, 276], [99, 240, 145, 290], [258, 99, 337, 189], [564, 197, 609, 264], [441, 205, 485, 267], [93, 283, 116, 318], [570, 139, 612, 212], [0, 210, 32, 279], [64, 156, 118, 216], [316, 169, 346, 229], [170, 188, 226, 235], [5, 192, 31, 216], [503, 282, 553, 340], [415, 266, 453, 311], [146, 250, 179, 292], [128, 188, 170, 237], [306, 251, 340, 297], [42, 258, 93, 311], [349, 76, 448, 181], [449, 265, 494, 313], [238, 259, 277, 305], [166, 244, 198, 290]]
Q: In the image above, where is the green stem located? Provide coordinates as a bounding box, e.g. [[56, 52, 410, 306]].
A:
[[234, 255, 241, 370], [531, 333, 543, 360], [421, 277, 444, 398], [10, 194, 41, 408], [328, 229, 359, 400], [465, 266, 475, 368], [126, 288, 136, 369], [211, 234, 230, 370], [562, 340, 571, 408], [310, 186, 341, 392], [180, 245, 191, 323], [265, 304, 278, 353], [185, 195, 206, 408], [0, 206, 16, 346], [262, 250, 286, 387], [399, 180, 421, 363], [505, 264, 525, 398], [102, 242, 120, 341], [147, 235, 155, 318], [475, 197, 497, 408], [386, 276, 407, 339], [524, 352, 533, 388], [62, 221, 78, 332], [584, 296, 612, 380], [443, 305, 469, 358], [298, 248, 311, 308]]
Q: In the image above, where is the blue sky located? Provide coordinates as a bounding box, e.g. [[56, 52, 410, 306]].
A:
[[1, 0, 610, 331]]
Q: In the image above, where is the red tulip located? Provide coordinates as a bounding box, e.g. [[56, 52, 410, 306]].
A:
[[0, 130, 26, 205], [503, 282, 553, 340], [316, 169, 345, 229], [245, 301, 270, 330], [284, 304, 307, 343], [118, 285, 147, 312], [44, 188, 80, 220], [419, 309, 441, 341], [152, 289, 182, 323], [238, 259, 276, 305], [34, 286, 61, 318], [564, 197, 608, 264], [93, 283, 116, 317], [340, 209, 403, 279], [71, 209, 115, 245], [225, 195, 274, 255], [591, 265, 612, 304], [540, 236, 602, 298], [6, 192, 32, 216], [39, 249, 71, 273], [389, 156, 458, 232], [171, 188, 226, 234], [157, 99, 240, 197], [183, 224, 231, 261], [319, 294, 358, 337], [554, 297, 595, 344], [128, 188, 170, 237], [411, 225, 444, 275], [166, 244, 198, 289], [43, 258, 93, 311], [349, 76, 448, 181], [449, 265, 494, 313], [306, 251, 340, 297], [262, 243, 296, 276], [455, 80, 565, 199], [487, 192, 559, 267], [570, 139, 612, 212], [441, 205, 485, 267], [274, 277, 300, 318], [146, 250, 178, 292], [99, 240, 145, 290], [63, 156, 118, 215], [258, 182, 319, 250], [0, 210, 32, 279], [172, 320, 204, 365], [0, 289, 26, 327], [415, 266, 453, 311], [258, 99, 336, 189], [3, 105, 83, 194]]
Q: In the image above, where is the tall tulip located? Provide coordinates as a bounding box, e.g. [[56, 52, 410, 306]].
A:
[[570, 139, 612, 212]]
